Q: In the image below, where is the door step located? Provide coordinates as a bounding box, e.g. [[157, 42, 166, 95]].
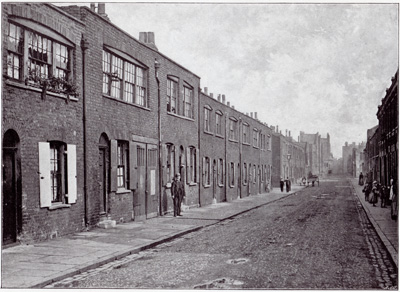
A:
[[98, 219, 116, 229]]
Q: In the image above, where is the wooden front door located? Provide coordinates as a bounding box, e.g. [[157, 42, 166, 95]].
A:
[[2, 148, 18, 245], [146, 144, 158, 218], [99, 147, 109, 214], [133, 142, 147, 221]]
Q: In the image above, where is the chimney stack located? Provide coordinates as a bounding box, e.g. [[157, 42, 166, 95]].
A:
[[227, 101, 230, 107], [250, 112, 253, 118], [210, 93, 214, 98], [289, 130, 291, 137], [222, 94, 226, 104], [90, 3, 96, 11], [232, 105, 235, 109], [255, 112, 258, 119], [271, 126, 275, 132], [98, 3, 106, 14], [285, 130, 288, 136], [276, 125, 279, 133], [217, 94, 221, 102], [204, 87, 208, 95], [138, 32, 158, 51]]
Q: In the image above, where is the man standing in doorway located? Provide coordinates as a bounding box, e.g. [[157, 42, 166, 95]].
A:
[[171, 173, 185, 217]]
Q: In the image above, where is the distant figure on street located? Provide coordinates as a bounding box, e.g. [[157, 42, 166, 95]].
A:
[[389, 178, 395, 202], [359, 172, 364, 186], [302, 177, 306, 186], [171, 173, 185, 217], [280, 177, 284, 192], [370, 181, 379, 207], [381, 185, 390, 208], [362, 182, 372, 202], [285, 177, 291, 192]]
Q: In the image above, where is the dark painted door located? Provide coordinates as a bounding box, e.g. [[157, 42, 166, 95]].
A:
[[2, 148, 17, 245]]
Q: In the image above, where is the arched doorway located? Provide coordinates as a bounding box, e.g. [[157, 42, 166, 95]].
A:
[[99, 134, 110, 215], [2, 130, 22, 245]]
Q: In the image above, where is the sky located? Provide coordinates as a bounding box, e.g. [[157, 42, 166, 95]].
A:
[[62, 2, 398, 158]]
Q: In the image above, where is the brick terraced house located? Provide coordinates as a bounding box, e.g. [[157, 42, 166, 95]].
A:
[[2, 3, 306, 245]]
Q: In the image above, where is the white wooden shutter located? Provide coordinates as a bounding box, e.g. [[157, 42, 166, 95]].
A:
[[196, 149, 199, 183], [129, 141, 137, 190], [186, 147, 190, 184], [110, 140, 118, 192], [38, 142, 51, 208], [67, 144, 77, 204]]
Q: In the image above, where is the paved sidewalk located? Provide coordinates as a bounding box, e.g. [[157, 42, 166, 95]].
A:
[[1, 185, 305, 288], [349, 179, 398, 268]]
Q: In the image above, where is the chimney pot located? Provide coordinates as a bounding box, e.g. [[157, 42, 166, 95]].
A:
[[217, 94, 221, 102], [204, 87, 208, 95], [90, 3, 96, 11], [276, 125, 279, 133], [139, 32, 147, 43], [98, 3, 106, 14], [147, 32, 155, 44], [222, 94, 226, 104], [255, 112, 258, 119], [227, 101, 230, 107], [210, 93, 214, 98], [250, 112, 253, 118], [232, 105, 235, 109]]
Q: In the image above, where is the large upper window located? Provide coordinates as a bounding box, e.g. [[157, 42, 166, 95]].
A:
[[229, 118, 238, 141], [243, 123, 250, 144], [7, 22, 74, 95], [216, 112, 223, 136], [204, 107, 212, 133], [253, 129, 259, 148], [183, 86, 193, 118], [167, 78, 178, 113], [103, 50, 147, 107]]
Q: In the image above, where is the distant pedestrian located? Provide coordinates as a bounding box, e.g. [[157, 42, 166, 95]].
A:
[[381, 185, 389, 208], [171, 173, 185, 217], [370, 181, 379, 207], [362, 182, 372, 202], [302, 177, 306, 186], [389, 178, 395, 202], [285, 177, 291, 192], [359, 172, 364, 186], [280, 177, 284, 192]]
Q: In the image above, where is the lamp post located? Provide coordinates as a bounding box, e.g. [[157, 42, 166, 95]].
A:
[[287, 153, 292, 182]]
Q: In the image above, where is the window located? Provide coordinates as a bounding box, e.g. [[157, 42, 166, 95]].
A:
[[103, 49, 147, 107], [229, 118, 238, 141], [39, 142, 77, 207], [7, 22, 74, 95], [216, 112, 223, 136], [229, 162, 235, 186], [7, 23, 23, 80], [218, 158, 224, 185], [243, 123, 250, 144], [166, 144, 175, 183], [167, 78, 178, 113], [187, 147, 197, 184], [253, 129, 259, 148], [204, 157, 210, 186], [267, 135, 271, 150], [243, 163, 248, 184], [204, 107, 212, 132], [117, 141, 129, 189], [183, 86, 193, 118]]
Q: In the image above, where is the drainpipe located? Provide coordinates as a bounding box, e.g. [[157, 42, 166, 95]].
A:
[[225, 112, 228, 201], [198, 87, 201, 206], [155, 59, 162, 216], [81, 36, 89, 227], [238, 117, 242, 199]]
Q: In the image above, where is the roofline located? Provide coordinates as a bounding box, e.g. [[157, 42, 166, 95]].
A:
[[80, 5, 201, 79]]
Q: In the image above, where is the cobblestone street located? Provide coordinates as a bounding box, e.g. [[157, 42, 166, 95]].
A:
[[48, 178, 397, 289]]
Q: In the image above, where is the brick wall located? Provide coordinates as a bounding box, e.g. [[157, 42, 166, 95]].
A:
[[2, 3, 86, 243]]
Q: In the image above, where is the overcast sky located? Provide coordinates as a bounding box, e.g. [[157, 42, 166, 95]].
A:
[[65, 2, 398, 158]]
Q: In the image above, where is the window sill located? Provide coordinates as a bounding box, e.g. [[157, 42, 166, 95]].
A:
[[204, 184, 211, 188], [253, 146, 260, 149], [103, 94, 150, 111], [188, 182, 197, 186], [242, 142, 251, 146], [204, 130, 214, 136], [228, 138, 238, 143], [48, 203, 71, 210], [218, 183, 224, 187], [215, 134, 224, 139], [5, 80, 78, 102], [116, 188, 132, 194], [167, 111, 195, 122]]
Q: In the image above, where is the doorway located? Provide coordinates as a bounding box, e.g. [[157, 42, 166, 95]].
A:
[[2, 130, 22, 245], [99, 134, 110, 216]]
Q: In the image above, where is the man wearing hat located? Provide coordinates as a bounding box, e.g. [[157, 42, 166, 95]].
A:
[[171, 173, 185, 217]]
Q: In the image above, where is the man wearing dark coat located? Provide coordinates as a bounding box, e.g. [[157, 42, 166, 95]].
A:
[[280, 177, 284, 192], [285, 177, 291, 192], [171, 173, 185, 217]]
